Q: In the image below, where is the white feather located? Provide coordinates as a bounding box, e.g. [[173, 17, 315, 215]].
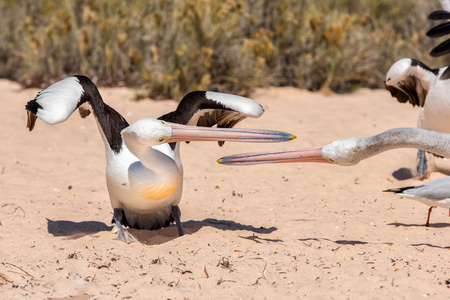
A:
[[440, 0, 450, 13], [396, 176, 450, 209], [205, 91, 264, 118], [35, 77, 84, 124]]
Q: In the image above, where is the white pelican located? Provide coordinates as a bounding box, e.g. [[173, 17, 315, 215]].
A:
[[384, 177, 450, 227], [25, 75, 295, 243], [218, 127, 450, 226], [384, 58, 450, 178]]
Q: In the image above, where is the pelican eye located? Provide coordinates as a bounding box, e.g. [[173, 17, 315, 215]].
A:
[[158, 136, 168, 142], [159, 120, 169, 127]]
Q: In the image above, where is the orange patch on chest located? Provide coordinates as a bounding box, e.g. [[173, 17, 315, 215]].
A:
[[134, 179, 180, 201]]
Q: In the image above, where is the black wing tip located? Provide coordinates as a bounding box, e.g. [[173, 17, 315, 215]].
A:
[[25, 99, 42, 114], [383, 185, 418, 193], [428, 10, 450, 20], [429, 39, 450, 57], [426, 22, 450, 38]]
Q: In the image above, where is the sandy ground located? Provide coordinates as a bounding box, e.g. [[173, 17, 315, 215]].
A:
[[0, 79, 449, 299]]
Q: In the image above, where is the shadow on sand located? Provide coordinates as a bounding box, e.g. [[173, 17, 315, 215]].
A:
[[47, 219, 113, 240], [298, 237, 371, 245], [388, 222, 450, 228], [47, 218, 277, 246]]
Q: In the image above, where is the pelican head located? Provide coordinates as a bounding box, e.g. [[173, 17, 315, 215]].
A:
[[218, 128, 450, 167], [122, 118, 296, 155]]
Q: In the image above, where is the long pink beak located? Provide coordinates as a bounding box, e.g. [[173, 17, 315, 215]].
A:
[[217, 147, 333, 165], [165, 122, 296, 143]]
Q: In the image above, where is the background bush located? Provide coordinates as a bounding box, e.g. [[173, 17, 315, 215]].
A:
[[0, 0, 446, 99]]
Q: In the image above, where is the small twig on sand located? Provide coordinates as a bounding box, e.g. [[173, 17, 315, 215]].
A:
[[262, 262, 267, 279], [9, 206, 26, 219], [0, 273, 13, 283], [250, 262, 267, 285], [217, 278, 236, 285], [5, 263, 35, 278]]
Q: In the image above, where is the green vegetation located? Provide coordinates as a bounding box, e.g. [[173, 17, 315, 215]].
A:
[[0, 0, 445, 98]]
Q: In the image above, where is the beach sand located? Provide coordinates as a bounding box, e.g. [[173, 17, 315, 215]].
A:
[[0, 79, 448, 299]]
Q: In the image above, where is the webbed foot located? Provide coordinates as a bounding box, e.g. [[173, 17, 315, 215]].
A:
[[113, 208, 137, 243]]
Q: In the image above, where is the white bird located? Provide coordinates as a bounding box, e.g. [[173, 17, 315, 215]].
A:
[[384, 177, 450, 227], [26, 75, 295, 243], [218, 127, 450, 226], [384, 58, 450, 178]]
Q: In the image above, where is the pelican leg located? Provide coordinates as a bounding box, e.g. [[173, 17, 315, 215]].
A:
[[171, 205, 184, 236], [113, 208, 137, 243], [416, 150, 428, 179], [425, 206, 434, 227]]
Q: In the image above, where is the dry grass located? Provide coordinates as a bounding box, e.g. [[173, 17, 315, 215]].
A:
[[0, 0, 445, 98]]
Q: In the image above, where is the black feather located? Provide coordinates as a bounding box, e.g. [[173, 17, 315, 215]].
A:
[[430, 38, 450, 57], [383, 185, 424, 193], [76, 76, 129, 154], [428, 10, 450, 20], [427, 22, 450, 38], [159, 91, 249, 148]]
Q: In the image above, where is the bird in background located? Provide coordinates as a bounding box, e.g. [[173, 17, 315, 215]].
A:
[[384, 58, 450, 179], [382, 1, 450, 178], [26, 75, 295, 243], [384, 177, 450, 227], [218, 127, 450, 226]]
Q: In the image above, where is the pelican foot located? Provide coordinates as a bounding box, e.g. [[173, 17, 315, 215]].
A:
[[113, 226, 137, 244], [171, 205, 185, 236], [416, 149, 428, 180], [113, 208, 137, 244]]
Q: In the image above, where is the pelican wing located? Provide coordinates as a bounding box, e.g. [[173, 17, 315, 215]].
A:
[[427, 21, 450, 38], [385, 75, 427, 107], [428, 1, 450, 57], [430, 38, 450, 57], [384, 176, 450, 201], [428, 10, 450, 20], [158, 91, 264, 146]]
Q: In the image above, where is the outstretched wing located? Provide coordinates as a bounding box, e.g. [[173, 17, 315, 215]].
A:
[[158, 91, 264, 146], [427, 0, 450, 56]]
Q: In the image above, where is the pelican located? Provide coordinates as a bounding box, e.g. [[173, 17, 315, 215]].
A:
[[218, 127, 450, 226], [427, 0, 450, 57], [384, 177, 450, 227], [384, 58, 450, 178], [25, 75, 295, 243]]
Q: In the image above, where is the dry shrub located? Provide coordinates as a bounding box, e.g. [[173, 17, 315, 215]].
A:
[[0, 0, 445, 98]]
